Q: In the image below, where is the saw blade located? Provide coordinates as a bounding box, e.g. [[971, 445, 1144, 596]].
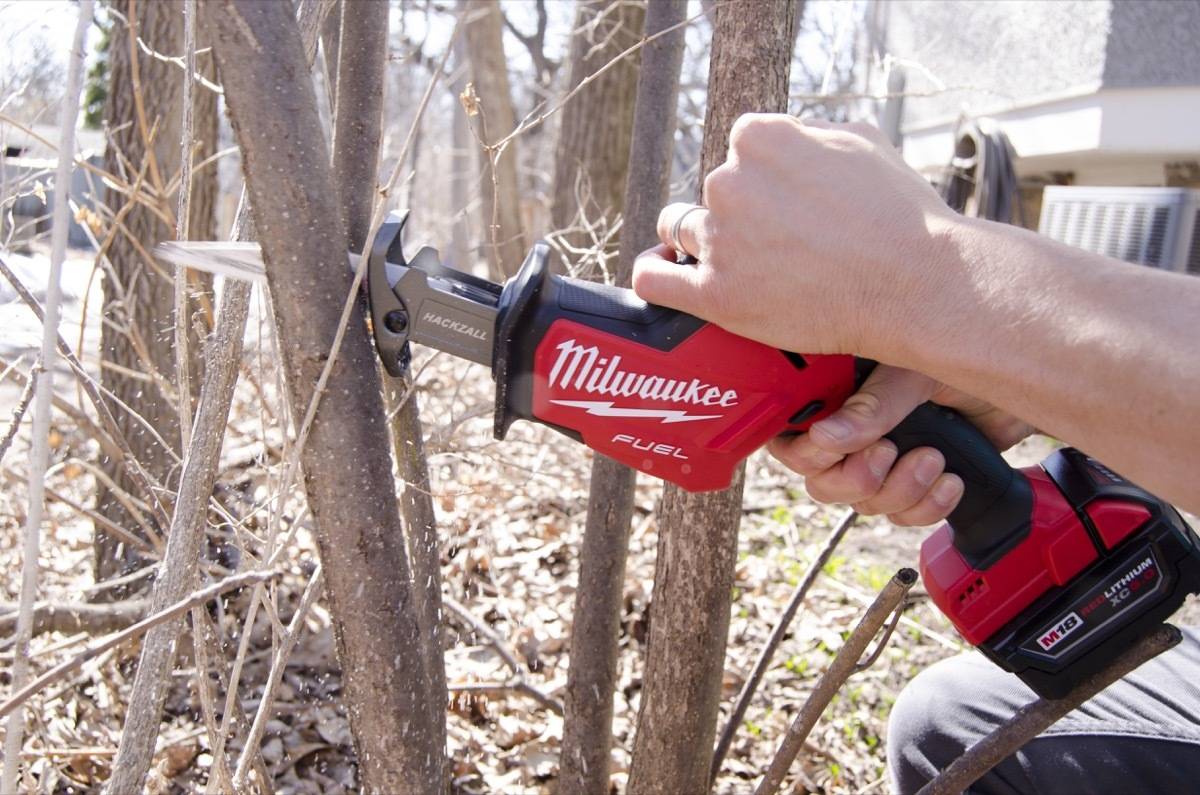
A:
[[155, 241, 377, 284]]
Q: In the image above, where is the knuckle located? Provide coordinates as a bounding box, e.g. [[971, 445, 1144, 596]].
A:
[[729, 113, 787, 153], [728, 114, 762, 149], [703, 168, 731, 208]]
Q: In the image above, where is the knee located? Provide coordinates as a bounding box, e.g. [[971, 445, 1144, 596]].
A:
[[886, 654, 1008, 794]]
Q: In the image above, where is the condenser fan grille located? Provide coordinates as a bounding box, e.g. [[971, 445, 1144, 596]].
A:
[[1038, 187, 1199, 273]]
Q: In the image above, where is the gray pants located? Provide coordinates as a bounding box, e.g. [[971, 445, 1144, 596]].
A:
[[887, 628, 1200, 794]]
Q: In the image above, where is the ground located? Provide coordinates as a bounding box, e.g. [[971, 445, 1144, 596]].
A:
[[1, 244, 1196, 794]]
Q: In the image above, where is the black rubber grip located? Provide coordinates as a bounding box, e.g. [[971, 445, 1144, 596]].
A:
[[555, 276, 667, 324], [886, 401, 1033, 565]]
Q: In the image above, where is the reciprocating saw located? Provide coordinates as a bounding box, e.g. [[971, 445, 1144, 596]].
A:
[[159, 210, 1200, 698]]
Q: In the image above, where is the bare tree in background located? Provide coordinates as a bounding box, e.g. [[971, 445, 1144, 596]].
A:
[[502, 0, 559, 105], [558, 4, 688, 791], [95, 0, 215, 583], [460, 0, 526, 279], [0, 29, 66, 123], [205, 0, 444, 789], [627, 3, 799, 792], [549, 0, 644, 278]]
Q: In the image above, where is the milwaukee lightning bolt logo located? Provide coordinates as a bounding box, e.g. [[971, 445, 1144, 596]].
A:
[[546, 338, 738, 424]]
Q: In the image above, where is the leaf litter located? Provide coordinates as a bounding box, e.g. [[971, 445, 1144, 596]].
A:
[[3, 331, 1199, 795]]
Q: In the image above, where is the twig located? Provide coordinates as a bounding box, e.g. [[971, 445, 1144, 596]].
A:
[[0, 598, 149, 637], [444, 596, 563, 715], [917, 624, 1182, 795], [1, 4, 94, 789], [0, 356, 38, 466], [231, 566, 323, 792], [0, 568, 281, 724], [491, 6, 708, 152], [755, 568, 917, 795], [712, 509, 857, 782], [447, 681, 563, 716], [188, 607, 233, 792], [174, 0, 197, 449], [821, 572, 964, 652], [0, 253, 172, 529]]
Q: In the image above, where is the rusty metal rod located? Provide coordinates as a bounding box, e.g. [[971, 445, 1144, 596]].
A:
[[756, 567, 917, 795]]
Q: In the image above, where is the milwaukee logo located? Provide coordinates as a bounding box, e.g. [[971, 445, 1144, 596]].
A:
[[547, 339, 739, 409], [1037, 611, 1083, 652], [422, 311, 488, 341], [1104, 557, 1154, 601]]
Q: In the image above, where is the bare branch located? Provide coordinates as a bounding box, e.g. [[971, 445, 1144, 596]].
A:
[[0, 357, 38, 466], [231, 567, 324, 791], [2, 5, 94, 786], [0, 568, 282, 724], [755, 568, 917, 795], [711, 509, 858, 781], [917, 624, 1183, 795]]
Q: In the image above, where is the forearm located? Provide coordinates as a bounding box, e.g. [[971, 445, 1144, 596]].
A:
[[896, 217, 1200, 514]]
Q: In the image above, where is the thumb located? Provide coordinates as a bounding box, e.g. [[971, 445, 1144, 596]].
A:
[[808, 365, 939, 454], [632, 244, 710, 315]]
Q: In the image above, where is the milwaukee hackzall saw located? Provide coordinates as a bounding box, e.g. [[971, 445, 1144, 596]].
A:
[[160, 211, 1200, 698]]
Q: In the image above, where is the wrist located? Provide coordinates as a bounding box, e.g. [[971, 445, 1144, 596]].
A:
[[862, 210, 976, 370]]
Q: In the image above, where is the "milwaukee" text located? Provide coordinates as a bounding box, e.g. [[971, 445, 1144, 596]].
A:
[[548, 338, 739, 407]]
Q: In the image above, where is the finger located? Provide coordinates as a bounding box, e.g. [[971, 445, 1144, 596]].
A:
[[767, 434, 845, 476], [853, 448, 945, 516], [808, 365, 938, 455], [656, 202, 710, 259], [803, 442, 896, 505], [632, 243, 710, 315], [889, 474, 964, 527]]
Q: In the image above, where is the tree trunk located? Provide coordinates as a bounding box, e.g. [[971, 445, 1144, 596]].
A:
[[205, 1, 444, 791], [96, 0, 215, 584], [459, 0, 526, 279], [627, 4, 797, 793], [549, 0, 644, 277], [558, 3, 686, 793], [330, 0, 449, 769]]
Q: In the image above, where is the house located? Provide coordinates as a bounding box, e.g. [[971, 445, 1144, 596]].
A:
[[875, 0, 1200, 224], [0, 122, 106, 249]]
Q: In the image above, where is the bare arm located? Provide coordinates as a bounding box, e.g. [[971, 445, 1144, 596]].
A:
[[904, 216, 1200, 513], [632, 114, 1200, 517]]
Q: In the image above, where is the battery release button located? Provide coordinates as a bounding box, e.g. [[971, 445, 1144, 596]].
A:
[[1085, 499, 1151, 550]]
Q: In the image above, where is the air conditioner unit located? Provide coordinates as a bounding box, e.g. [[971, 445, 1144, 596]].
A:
[[1038, 186, 1200, 275]]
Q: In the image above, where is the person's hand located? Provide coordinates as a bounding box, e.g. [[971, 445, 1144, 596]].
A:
[[768, 365, 1034, 526], [632, 114, 964, 364]]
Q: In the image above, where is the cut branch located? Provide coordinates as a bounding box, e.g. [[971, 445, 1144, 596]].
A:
[[755, 568, 917, 795], [712, 509, 858, 781], [917, 624, 1182, 795]]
